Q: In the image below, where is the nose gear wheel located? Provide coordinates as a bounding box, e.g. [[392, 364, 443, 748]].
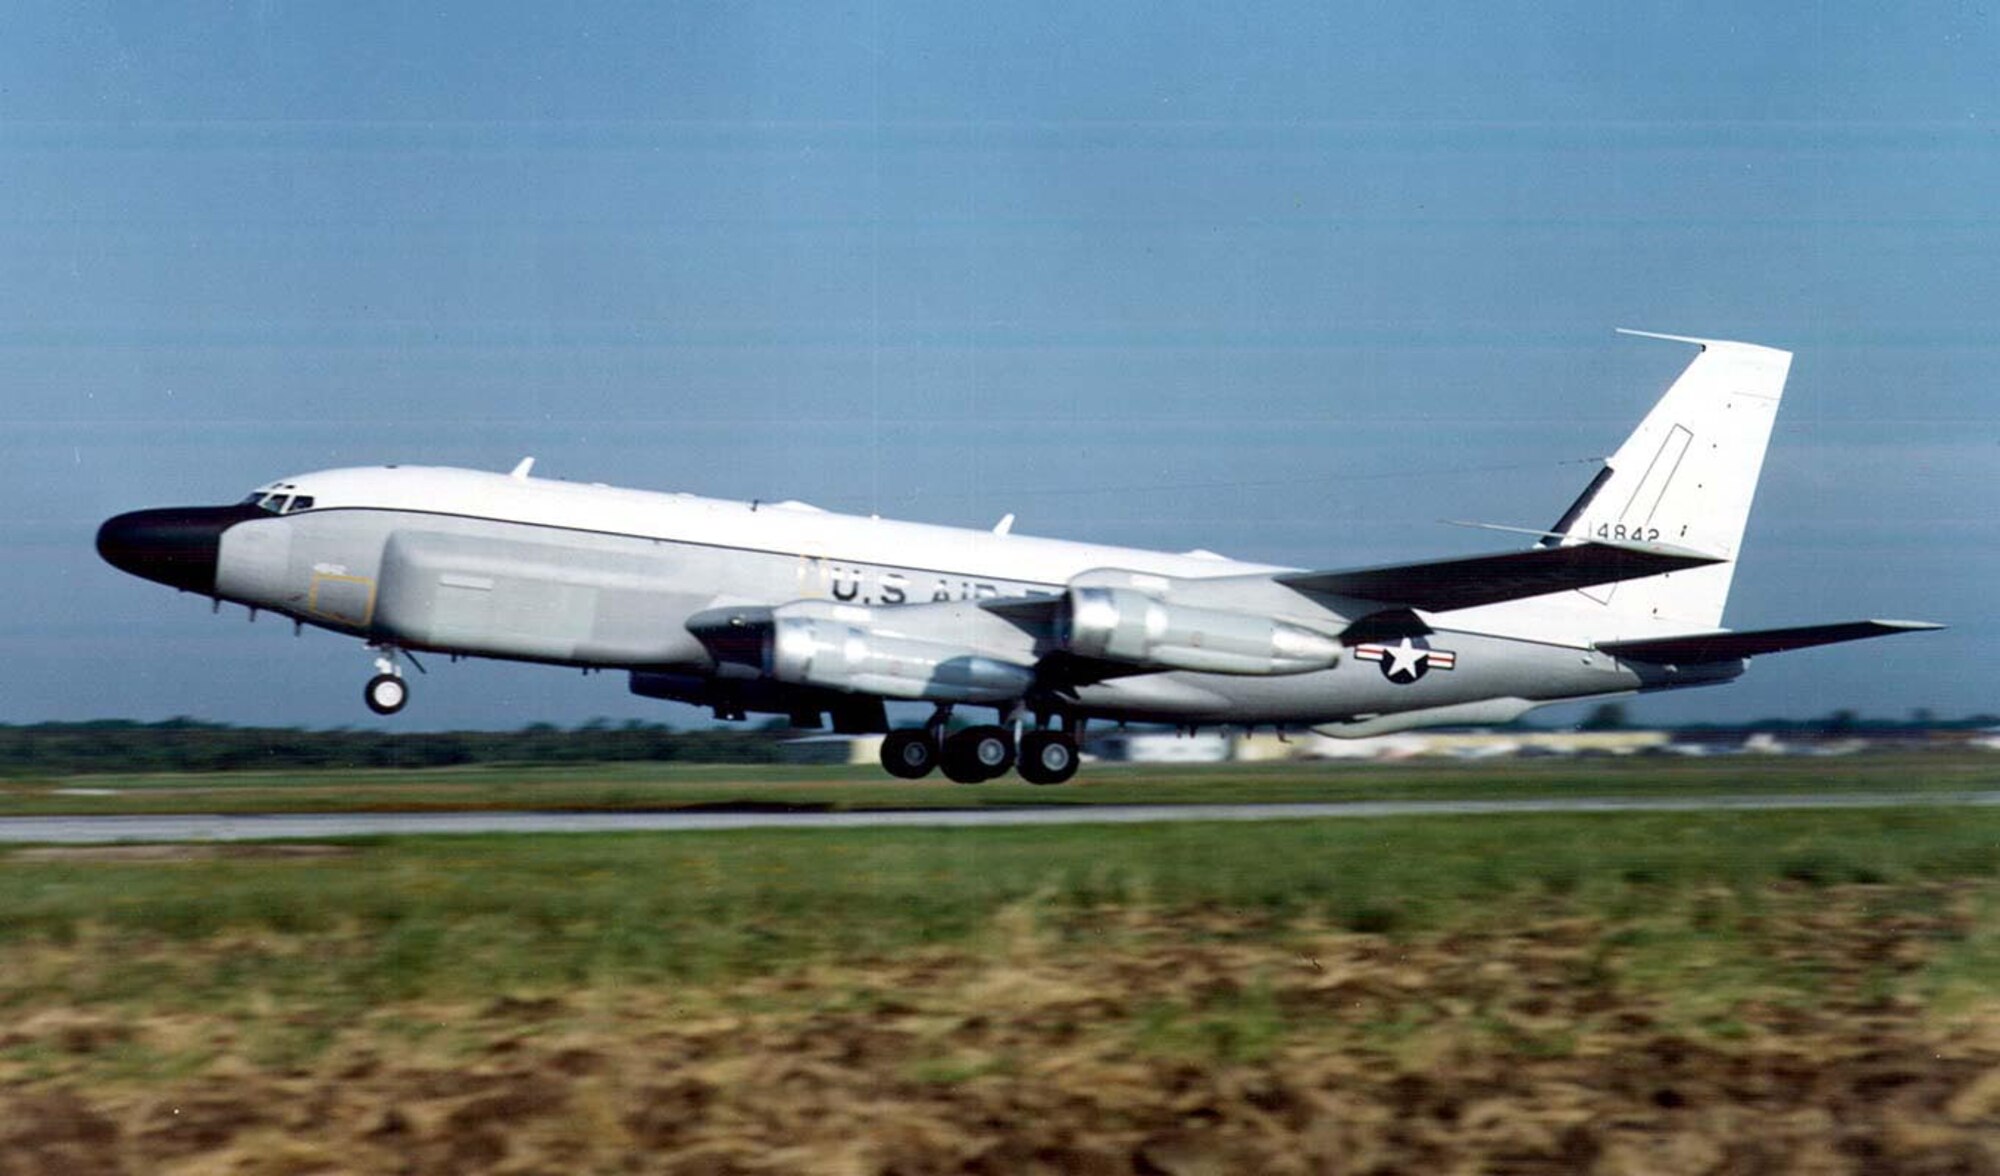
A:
[[364, 673, 408, 715]]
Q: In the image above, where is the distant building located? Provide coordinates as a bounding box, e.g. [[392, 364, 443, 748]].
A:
[[1089, 731, 1231, 763], [1101, 726, 1676, 763], [834, 720, 1978, 770], [1287, 728, 1671, 761]]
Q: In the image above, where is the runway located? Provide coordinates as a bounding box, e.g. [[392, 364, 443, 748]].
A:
[[2, 791, 1998, 843]]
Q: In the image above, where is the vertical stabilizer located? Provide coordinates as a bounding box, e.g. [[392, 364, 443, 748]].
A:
[[1544, 331, 1791, 630]]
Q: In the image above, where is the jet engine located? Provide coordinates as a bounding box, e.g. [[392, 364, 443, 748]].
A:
[[1064, 586, 1341, 675], [766, 614, 1034, 702], [687, 602, 1036, 704]]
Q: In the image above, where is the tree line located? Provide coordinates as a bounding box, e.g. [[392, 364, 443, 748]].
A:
[[0, 719, 841, 777], [4, 711, 1992, 777]]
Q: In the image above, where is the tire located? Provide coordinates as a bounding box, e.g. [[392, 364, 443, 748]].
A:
[[942, 725, 1014, 783], [880, 729, 938, 779], [1018, 731, 1080, 785], [364, 673, 408, 716]]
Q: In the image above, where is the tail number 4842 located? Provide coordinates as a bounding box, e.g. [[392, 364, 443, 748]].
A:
[[1595, 523, 1662, 542]]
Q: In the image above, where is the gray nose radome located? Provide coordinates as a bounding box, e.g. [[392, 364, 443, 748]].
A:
[[96, 504, 265, 595]]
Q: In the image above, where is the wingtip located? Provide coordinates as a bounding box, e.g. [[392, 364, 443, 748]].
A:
[[1615, 327, 1712, 349]]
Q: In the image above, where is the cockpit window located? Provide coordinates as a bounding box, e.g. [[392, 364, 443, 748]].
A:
[[240, 490, 314, 513]]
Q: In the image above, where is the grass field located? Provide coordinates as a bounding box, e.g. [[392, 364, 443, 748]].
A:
[[2, 746, 1997, 816], [3, 784, 2000, 1171], [5, 807, 1999, 1007]]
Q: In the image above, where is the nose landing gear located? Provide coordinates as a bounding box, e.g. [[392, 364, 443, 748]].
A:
[[365, 674, 408, 715], [363, 647, 409, 716]]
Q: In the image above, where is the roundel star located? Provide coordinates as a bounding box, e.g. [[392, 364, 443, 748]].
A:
[[1381, 637, 1431, 682], [1355, 636, 1458, 683]]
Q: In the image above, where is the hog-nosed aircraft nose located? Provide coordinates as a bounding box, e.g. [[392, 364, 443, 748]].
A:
[[96, 504, 264, 595]]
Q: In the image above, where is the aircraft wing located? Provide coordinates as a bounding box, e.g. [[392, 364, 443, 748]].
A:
[[968, 540, 1724, 679], [1596, 619, 1944, 664], [691, 540, 1745, 703], [1275, 540, 1723, 613]]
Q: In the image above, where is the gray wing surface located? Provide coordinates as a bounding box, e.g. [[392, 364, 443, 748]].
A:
[[1597, 619, 1944, 664], [1274, 541, 1722, 613]]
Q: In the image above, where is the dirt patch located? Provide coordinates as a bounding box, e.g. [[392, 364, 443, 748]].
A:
[[0, 888, 1997, 1173], [0, 1090, 122, 1176]]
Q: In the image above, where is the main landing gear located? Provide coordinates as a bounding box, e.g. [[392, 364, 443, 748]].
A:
[[878, 707, 1082, 785], [1017, 729, 1081, 785]]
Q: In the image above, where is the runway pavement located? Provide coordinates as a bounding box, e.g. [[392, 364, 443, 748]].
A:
[[2, 791, 1999, 843]]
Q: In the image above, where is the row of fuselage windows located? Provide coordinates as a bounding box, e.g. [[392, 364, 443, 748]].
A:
[[242, 492, 315, 514]]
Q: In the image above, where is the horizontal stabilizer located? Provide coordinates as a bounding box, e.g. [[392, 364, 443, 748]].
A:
[[1277, 541, 1722, 613], [1598, 619, 1944, 664]]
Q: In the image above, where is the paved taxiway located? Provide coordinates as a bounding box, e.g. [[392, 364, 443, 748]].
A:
[[2, 792, 1998, 843]]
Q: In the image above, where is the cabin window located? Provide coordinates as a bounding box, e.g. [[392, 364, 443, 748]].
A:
[[287, 496, 315, 513], [265, 495, 291, 513]]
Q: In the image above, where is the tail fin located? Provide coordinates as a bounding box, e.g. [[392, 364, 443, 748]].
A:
[[1541, 331, 1792, 630]]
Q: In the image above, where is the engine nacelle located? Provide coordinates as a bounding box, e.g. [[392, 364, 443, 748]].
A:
[[1066, 586, 1341, 675], [768, 615, 1034, 702]]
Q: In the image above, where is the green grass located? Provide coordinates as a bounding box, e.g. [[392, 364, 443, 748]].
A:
[[1, 749, 1995, 816], [2, 806, 1999, 1016], [1133, 978, 1289, 1063]]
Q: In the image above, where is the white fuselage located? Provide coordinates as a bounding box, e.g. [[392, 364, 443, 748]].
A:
[[252, 464, 1290, 592], [200, 464, 1691, 730]]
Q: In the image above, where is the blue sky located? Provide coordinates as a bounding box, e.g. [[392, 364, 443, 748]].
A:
[[3, 3, 1994, 729]]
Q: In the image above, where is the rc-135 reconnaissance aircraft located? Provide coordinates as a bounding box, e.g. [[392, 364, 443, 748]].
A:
[[99, 331, 1939, 784]]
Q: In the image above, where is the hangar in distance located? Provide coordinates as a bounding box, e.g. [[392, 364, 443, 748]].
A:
[[98, 331, 1939, 784]]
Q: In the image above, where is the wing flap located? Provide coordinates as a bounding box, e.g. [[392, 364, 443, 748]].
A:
[[1276, 541, 1723, 613], [1597, 619, 1943, 664]]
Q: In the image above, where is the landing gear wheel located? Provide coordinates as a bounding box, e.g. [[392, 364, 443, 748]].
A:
[[942, 725, 1015, 783], [880, 729, 938, 779], [1018, 731, 1080, 785], [364, 673, 408, 716]]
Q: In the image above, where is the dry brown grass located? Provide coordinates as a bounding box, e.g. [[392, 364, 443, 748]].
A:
[[2, 886, 1997, 1174]]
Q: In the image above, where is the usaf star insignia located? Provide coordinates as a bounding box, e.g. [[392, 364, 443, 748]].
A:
[[1355, 636, 1458, 683]]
